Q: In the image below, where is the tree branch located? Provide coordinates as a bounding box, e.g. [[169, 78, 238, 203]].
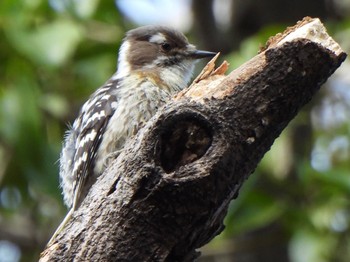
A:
[[40, 17, 346, 262]]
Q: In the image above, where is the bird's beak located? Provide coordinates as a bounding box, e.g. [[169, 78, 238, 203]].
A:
[[188, 50, 217, 59]]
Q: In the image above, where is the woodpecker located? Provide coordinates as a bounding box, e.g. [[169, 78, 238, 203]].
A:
[[51, 25, 215, 242]]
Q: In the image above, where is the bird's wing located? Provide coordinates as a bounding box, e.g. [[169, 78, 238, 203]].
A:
[[71, 79, 119, 209]]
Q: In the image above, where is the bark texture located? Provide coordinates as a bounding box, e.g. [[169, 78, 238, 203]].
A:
[[40, 17, 346, 262]]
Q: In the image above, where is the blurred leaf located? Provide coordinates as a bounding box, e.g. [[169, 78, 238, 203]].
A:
[[6, 19, 84, 67], [314, 168, 350, 193], [225, 178, 284, 235], [73, 0, 100, 18], [49, 0, 100, 19], [39, 93, 69, 118], [74, 53, 117, 87], [289, 229, 335, 262]]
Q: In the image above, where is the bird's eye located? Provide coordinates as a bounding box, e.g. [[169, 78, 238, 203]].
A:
[[161, 42, 171, 52]]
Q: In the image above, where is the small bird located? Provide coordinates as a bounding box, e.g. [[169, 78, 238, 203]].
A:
[[51, 25, 215, 243]]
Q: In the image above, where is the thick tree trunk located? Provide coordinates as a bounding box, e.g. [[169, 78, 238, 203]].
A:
[[40, 17, 346, 262]]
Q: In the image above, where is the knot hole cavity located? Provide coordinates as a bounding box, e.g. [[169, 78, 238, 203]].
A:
[[158, 116, 212, 173]]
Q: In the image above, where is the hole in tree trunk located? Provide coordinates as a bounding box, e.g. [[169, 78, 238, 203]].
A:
[[158, 117, 212, 173]]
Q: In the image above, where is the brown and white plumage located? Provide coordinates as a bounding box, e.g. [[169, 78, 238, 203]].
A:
[[50, 25, 215, 243]]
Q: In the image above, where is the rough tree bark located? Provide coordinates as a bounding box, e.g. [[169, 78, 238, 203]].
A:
[[40, 17, 346, 261]]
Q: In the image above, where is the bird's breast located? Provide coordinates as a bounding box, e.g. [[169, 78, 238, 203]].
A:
[[94, 75, 175, 175]]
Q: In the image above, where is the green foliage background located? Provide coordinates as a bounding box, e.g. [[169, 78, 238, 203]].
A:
[[0, 1, 126, 260], [0, 1, 349, 261]]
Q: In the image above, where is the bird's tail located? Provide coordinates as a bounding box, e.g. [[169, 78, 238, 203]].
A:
[[47, 208, 74, 246]]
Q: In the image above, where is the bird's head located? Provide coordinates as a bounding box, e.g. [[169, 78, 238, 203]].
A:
[[116, 25, 216, 91]]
